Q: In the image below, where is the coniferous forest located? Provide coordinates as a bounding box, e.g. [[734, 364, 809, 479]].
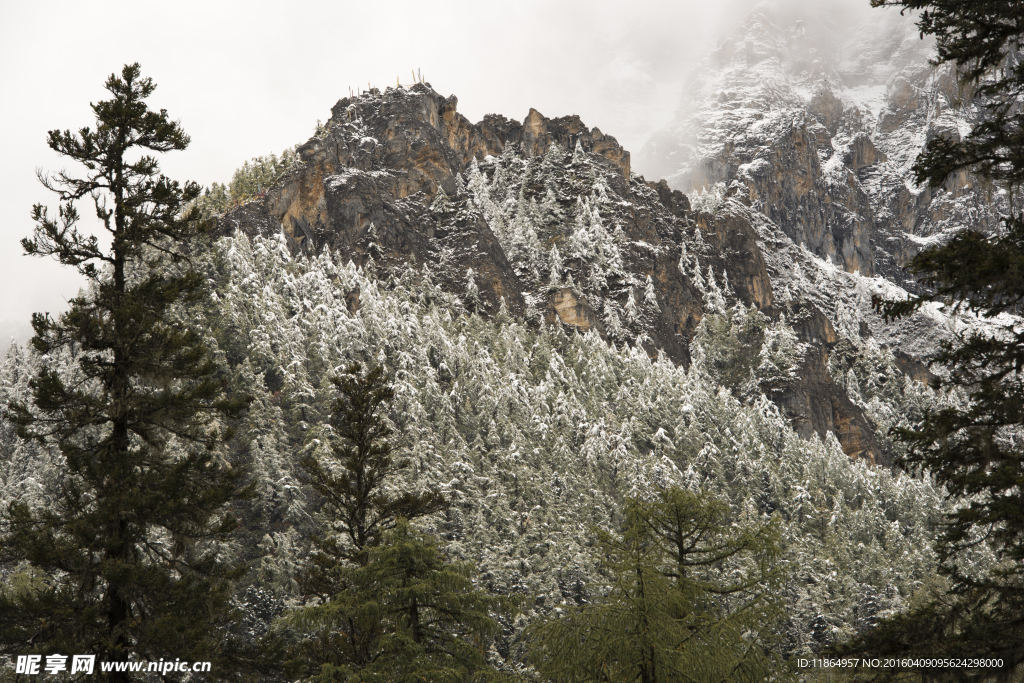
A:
[[2, 1, 1024, 682]]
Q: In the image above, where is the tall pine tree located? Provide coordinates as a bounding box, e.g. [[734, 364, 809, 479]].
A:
[[0, 64, 248, 680], [852, 2, 1024, 679], [527, 487, 791, 683], [284, 364, 509, 682], [297, 362, 448, 598]]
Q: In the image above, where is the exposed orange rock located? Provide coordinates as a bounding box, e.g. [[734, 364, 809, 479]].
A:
[[548, 289, 601, 331]]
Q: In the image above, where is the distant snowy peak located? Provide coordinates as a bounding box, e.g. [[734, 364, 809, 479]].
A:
[[641, 3, 926, 184], [639, 2, 1002, 288]]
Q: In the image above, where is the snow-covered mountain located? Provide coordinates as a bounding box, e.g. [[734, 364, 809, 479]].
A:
[[209, 17, 997, 470], [2, 1, 1007, 666], [639, 2, 1006, 291]]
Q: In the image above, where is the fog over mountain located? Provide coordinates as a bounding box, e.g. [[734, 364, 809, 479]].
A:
[[2, 0, 894, 350]]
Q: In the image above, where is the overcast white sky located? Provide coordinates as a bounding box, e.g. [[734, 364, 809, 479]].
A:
[[0, 0, 880, 349]]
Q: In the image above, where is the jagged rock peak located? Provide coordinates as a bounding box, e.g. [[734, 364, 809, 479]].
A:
[[225, 84, 643, 341], [318, 83, 630, 186]]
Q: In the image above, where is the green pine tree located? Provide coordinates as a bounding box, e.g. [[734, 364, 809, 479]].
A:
[[527, 487, 792, 683], [286, 518, 513, 683], [297, 362, 448, 599], [850, 2, 1024, 680], [284, 364, 510, 682], [0, 64, 249, 681]]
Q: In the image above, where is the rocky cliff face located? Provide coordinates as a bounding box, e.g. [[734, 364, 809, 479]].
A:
[[639, 6, 1007, 292], [215, 71, 955, 465], [217, 83, 705, 365]]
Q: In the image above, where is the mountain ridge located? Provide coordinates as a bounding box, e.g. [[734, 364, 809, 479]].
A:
[[213, 78, 920, 466]]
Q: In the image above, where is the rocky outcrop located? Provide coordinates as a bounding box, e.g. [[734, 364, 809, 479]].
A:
[[694, 211, 774, 310], [216, 82, 884, 464], [778, 302, 884, 465], [658, 108, 877, 277], [777, 344, 883, 465], [220, 85, 638, 319], [740, 116, 875, 276], [521, 109, 631, 179], [548, 289, 602, 331], [844, 133, 886, 170], [893, 349, 937, 385], [642, 12, 881, 277], [809, 84, 844, 135], [641, 3, 1010, 302]]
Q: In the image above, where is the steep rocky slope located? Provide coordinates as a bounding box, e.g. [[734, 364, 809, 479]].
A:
[[213, 80, 918, 464], [639, 4, 1007, 291]]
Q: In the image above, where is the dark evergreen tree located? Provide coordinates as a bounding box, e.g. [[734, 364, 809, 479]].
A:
[[297, 362, 447, 598], [285, 364, 509, 682], [527, 487, 792, 683], [286, 519, 512, 683], [0, 64, 248, 680], [853, 2, 1024, 679]]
